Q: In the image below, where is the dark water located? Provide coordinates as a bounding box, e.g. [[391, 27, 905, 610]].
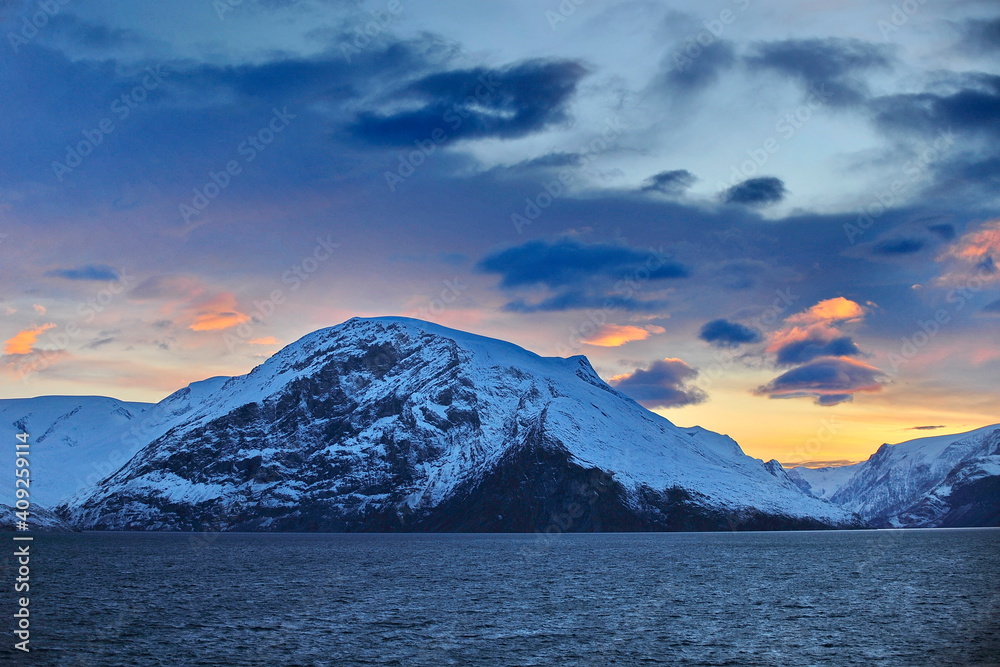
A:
[[1, 529, 998, 666]]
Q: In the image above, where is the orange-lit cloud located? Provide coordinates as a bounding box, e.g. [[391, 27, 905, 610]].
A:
[[935, 219, 1000, 286], [583, 324, 664, 347], [32, 304, 46, 315], [786, 297, 866, 325], [947, 218, 1000, 260], [248, 337, 280, 345], [766, 323, 842, 354], [187, 292, 250, 331], [4, 323, 55, 355]]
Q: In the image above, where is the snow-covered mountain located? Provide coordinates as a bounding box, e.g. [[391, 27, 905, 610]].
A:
[[0, 396, 153, 509], [63, 317, 862, 532], [785, 464, 860, 501], [829, 425, 1000, 527], [788, 425, 1000, 527]]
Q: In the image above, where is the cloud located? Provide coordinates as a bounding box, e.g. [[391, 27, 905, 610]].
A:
[[722, 177, 786, 207], [83, 337, 116, 350], [610, 358, 708, 409], [961, 17, 1000, 52], [872, 237, 926, 255], [934, 218, 1000, 286], [785, 297, 866, 325], [582, 324, 664, 347], [187, 293, 251, 332], [44, 264, 120, 281], [480, 238, 688, 312], [927, 223, 956, 240], [982, 298, 1000, 314], [350, 59, 588, 145], [698, 319, 762, 348], [4, 324, 56, 355], [502, 291, 670, 314], [641, 169, 696, 195], [479, 238, 688, 288], [32, 304, 46, 315], [872, 74, 1000, 138], [248, 337, 281, 345], [754, 356, 888, 406], [908, 425, 946, 431], [662, 40, 736, 91], [771, 330, 862, 366], [746, 37, 894, 106]]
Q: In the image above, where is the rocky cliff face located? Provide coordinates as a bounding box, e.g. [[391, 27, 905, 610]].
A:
[[61, 317, 861, 532]]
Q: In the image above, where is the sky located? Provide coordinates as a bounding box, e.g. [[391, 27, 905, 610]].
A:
[[1, 0, 998, 466]]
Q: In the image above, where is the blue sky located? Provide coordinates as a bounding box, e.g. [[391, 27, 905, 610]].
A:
[[2, 0, 998, 463]]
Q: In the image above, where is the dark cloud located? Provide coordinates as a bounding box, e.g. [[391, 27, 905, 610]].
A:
[[479, 238, 688, 313], [908, 425, 946, 431], [83, 337, 116, 350], [507, 152, 583, 171], [502, 292, 669, 314], [609, 358, 708, 409], [746, 37, 894, 106], [754, 357, 888, 406], [698, 319, 762, 348], [723, 177, 786, 207], [774, 334, 862, 366], [663, 41, 735, 91], [641, 169, 696, 195], [872, 237, 926, 255], [872, 74, 1000, 138], [816, 394, 853, 406], [44, 265, 120, 281], [350, 59, 587, 145], [478, 238, 688, 289], [983, 298, 1000, 314], [962, 17, 1000, 51], [46, 14, 144, 49], [927, 223, 956, 240]]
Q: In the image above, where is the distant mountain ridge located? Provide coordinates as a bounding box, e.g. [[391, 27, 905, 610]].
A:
[[787, 425, 1000, 527]]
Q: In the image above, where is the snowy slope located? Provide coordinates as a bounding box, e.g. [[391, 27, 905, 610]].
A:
[[0, 396, 152, 508], [786, 465, 860, 500], [66, 317, 860, 531], [828, 425, 1000, 524], [890, 453, 1000, 527]]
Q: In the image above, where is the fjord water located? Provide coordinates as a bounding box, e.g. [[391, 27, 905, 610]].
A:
[[5, 530, 998, 666]]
